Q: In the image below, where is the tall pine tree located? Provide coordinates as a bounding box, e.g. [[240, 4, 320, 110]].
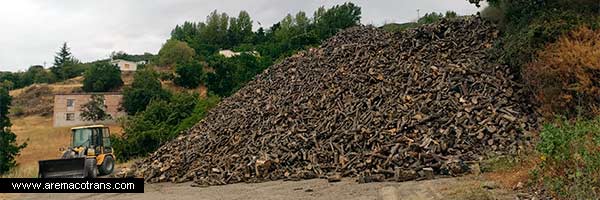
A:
[[0, 86, 27, 175], [51, 42, 74, 80]]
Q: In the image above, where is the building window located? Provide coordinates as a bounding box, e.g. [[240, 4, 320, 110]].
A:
[[67, 99, 75, 108], [66, 113, 75, 121], [124, 63, 130, 69]]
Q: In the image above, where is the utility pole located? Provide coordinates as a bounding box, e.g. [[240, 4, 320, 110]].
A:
[[417, 9, 421, 21]]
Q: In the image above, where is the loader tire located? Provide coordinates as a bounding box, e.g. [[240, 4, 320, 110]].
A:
[[85, 158, 97, 178], [99, 156, 114, 176]]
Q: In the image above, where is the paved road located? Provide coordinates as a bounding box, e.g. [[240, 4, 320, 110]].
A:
[[5, 176, 518, 200]]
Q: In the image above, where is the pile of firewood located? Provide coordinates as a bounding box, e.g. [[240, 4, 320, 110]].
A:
[[135, 17, 538, 186]]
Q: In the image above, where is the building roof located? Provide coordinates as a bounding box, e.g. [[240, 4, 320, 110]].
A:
[[71, 125, 106, 130], [111, 59, 137, 63]]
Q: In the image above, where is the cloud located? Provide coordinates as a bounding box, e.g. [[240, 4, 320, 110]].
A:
[[0, 0, 479, 72]]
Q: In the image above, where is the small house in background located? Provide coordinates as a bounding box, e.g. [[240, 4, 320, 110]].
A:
[[110, 59, 138, 72], [53, 93, 126, 127], [218, 50, 260, 58]]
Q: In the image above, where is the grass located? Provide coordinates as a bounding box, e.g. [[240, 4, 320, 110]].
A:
[[531, 117, 600, 199], [483, 153, 539, 190], [1, 165, 37, 178]]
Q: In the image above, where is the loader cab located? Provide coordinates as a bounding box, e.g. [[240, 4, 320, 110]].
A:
[[71, 125, 113, 155]]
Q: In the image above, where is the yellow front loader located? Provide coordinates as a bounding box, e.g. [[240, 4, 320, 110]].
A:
[[38, 125, 115, 178]]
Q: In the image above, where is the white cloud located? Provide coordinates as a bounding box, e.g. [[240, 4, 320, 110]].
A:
[[0, 0, 479, 71]]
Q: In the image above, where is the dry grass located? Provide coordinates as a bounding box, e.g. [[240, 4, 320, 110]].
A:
[[0, 165, 37, 178], [9, 76, 84, 97], [523, 27, 600, 118], [6, 115, 123, 178], [10, 116, 72, 169]]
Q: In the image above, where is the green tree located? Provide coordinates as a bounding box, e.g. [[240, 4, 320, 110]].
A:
[[122, 70, 171, 115], [82, 63, 123, 92], [314, 3, 362, 39], [418, 12, 444, 24], [0, 86, 27, 175], [207, 53, 268, 96], [158, 39, 196, 67], [80, 94, 112, 122], [174, 61, 204, 89], [51, 42, 75, 80], [114, 92, 202, 160], [237, 11, 254, 43], [445, 11, 458, 18], [295, 11, 310, 34], [202, 11, 230, 47]]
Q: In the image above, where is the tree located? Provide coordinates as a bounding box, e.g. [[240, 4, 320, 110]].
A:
[[445, 11, 458, 18], [227, 11, 254, 47], [236, 11, 254, 44], [417, 12, 444, 24], [207, 53, 268, 96], [114, 92, 202, 160], [157, 39, 196, 67], [51, 42, 75, 80], [174, 61, 204, 89], [314, 3, 362, 39], [82, 63, 123, 92], [53, 42, 73, 69], [0, 86, 27, 175], [80, 94, 112, 122], [122, 70, 171, 115], [23, 65, 56, 84]]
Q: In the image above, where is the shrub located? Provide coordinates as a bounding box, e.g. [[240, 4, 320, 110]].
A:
[[523, 27, 600, 118], [122, 69, 171, 115], [172, 93, 220, 134], [0, 87, 27, 175], [174, 61, 205, 89], [206, 54, 270, 97], [9, 106, 24, 117], [82, 62, 123, 92], [158, 39, 196, 67], [533, 117, 600, 199], [158, 71, 174, 81], [477, 0, 600, 70], [113, 92, 220, 160]]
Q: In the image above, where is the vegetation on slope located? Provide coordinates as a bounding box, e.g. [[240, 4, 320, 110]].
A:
[[472, 0, 600, 198]]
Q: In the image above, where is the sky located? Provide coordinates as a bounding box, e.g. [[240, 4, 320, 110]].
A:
[[0, 0, 481, 72]]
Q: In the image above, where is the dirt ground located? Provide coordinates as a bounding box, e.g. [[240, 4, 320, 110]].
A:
[[2, 176, 525, 200]]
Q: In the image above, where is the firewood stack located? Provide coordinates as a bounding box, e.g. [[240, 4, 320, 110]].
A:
[[135, 17, 538, 186]]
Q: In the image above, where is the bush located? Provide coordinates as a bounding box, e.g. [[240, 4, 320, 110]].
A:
[[122, 69, 171, 115], [174, 61, 205, 89], [533, 117, 600, 199], [82, 63, 123, 92], [158, 71, 174, 81], [479, 0, 600, 70], [158, 39, 196, 67], [0, 87, 27, 175], [113, 92, 220, 160], [9, 106, 24, 117], [172, 93, 220, 134], [523, 27, 600, 118], [206, 54, 270, 96]]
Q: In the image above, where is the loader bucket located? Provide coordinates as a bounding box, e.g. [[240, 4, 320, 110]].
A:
[[38, 158, 86, 178]]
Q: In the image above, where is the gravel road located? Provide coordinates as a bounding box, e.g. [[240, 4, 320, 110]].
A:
[[4, 176, 519, 200]]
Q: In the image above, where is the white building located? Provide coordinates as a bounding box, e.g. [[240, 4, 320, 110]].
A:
[[110, 59, 138, 72], [218, 50, 260, 58]]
